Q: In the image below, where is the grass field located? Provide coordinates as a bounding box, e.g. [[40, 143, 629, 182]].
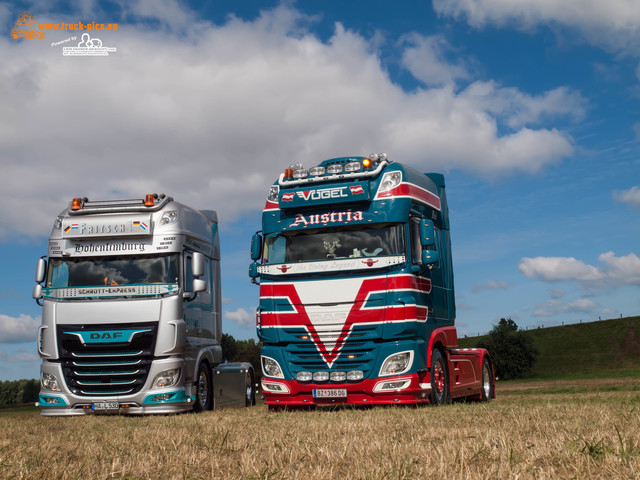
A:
[[2, 379, 640, 479]]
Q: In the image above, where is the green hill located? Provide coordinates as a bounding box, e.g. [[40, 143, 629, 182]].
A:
[[458, 315, 640, 380]]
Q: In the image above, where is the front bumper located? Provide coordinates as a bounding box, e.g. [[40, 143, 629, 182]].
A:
[[38, 358, 195, 416], [261, 372, 431, 406]]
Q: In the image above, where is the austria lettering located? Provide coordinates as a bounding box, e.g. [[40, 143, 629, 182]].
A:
[[288, 210, 364, 227]]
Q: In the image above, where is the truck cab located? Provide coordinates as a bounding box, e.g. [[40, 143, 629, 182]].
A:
[[250, 155, 494, 408], [33, 194, 254, 415]]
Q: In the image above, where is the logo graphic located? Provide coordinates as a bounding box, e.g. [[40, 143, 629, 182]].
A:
[[63, 33, 116, 56], [64, 224, 79, 233], [277, 265, 291, 273], [281, 192, 295, 202], [12, 12, 44, 40], [362, 259, 378, 267]]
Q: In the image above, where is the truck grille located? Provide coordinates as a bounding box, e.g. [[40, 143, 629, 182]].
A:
[[282, 325, 378, 375], [56, 323, 157, 397]]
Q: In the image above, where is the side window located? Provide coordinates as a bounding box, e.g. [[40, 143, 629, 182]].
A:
[[410, 217, 422, 264], [184, 254, 194, 290]]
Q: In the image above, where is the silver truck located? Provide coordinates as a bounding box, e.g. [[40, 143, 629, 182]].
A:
[[32, 193, 255, 415]]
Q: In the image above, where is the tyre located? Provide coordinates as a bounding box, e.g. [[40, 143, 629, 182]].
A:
[[194, 362, 212, 412], [430, 348, 450, 405], [245, 369, 256, 407], [481, 357, 494, 402]]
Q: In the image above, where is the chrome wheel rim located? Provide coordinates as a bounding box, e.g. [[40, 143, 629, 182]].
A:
[[482, 363, 491, 398], [198, 371, 209, 409]]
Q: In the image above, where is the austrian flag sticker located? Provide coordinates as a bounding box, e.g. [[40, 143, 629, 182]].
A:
[[350, 185, 364, 195]]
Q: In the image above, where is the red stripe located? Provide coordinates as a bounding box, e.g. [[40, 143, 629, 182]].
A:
[[376, 183, 441, 210]]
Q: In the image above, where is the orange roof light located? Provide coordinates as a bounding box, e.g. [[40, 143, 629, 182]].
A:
[[71, 198, 82, 210], [362, 158, 372, 169], [145, 194, 155, 206], [284, 168, 293, 179]]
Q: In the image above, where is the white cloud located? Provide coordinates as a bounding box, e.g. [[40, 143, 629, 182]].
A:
[[614, 186, 640, 207], [433, 0, 640, 52], [0, 314, 40, 344], [471, 279, 511, 293], [224, 307, 253, 327], [400, 33, 470, 87], [519, 251, 640, 286], [0, 4, 582, 241], [533, 298, 598, 317]]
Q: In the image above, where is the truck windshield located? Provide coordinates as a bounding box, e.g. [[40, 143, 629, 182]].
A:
[[46, 254, 179, 288], [264, 224, 405, 264]]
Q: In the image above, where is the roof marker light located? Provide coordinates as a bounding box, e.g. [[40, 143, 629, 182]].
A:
[[362, 158, 372, 169], [145, 194, 155, 206], [345, 161, 361, 173], [309, 166, 325, 176], [293, 168, 308, 179], [71, 198, 82, 210], [326, 164, 343, 175]]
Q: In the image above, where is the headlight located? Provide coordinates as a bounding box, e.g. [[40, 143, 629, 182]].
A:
[[297, 371, 312, 382], [312, 371, 329, 382], [41, 372, 61, 391], [159, 210, 178, 226], [262, 356, 284, 378], [330, 371, 347, 382], [268, 185, 280, 202], [347, 370, 364, 381], [151, 368, 180, 389], [379, 351, 414, 376], [378, 171, 402, 193]]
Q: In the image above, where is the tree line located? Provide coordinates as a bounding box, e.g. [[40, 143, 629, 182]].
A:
[[0, 379, 40, 407]]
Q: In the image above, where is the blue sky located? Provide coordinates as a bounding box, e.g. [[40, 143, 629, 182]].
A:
[[1, 0, 639, 380]]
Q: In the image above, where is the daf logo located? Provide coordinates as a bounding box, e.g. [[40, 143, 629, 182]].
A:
[[90, 332, 123, 340]]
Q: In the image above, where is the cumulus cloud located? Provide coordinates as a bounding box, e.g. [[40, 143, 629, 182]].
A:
[[519, 252, 640, 287], [533, 298, 599, 317], [224, 307, 253, 327], [471, 279, 511, 293], [433, 0, 640, 52], [0, 3, 583, 241], [614, 186, 640, 208], [400, 33, 471, 87], [0, 314, 40, 344]]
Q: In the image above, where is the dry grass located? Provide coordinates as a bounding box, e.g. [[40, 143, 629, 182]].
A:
[[1, 381, 640, 479]]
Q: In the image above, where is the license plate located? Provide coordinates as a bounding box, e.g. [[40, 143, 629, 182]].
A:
[[312, 388, 347, 398], [91, 402, 119, 411]]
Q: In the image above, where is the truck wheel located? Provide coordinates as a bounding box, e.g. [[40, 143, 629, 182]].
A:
[[430, 348, 450, 405], [194, 362, 212, 412], [245, 369, 256, 407], [481, 357, 494, 402]]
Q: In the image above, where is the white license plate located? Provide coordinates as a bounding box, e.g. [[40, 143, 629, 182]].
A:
[[313, 388, 347, 398], [91, 402, 119, 411]]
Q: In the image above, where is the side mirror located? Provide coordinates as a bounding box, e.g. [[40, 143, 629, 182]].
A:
[[249, 262, 260, 279], [35, 258, 46, 283], [192, 278, 206, 293], [192, 252, 205, 277], [422, 249, 439, 265], [419, 219, 435, 247], [32, 284, 42, 300], [250, 233, 262, 261]]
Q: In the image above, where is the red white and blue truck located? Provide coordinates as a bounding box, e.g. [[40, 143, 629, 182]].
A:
[[249, 154, 495, 408]]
